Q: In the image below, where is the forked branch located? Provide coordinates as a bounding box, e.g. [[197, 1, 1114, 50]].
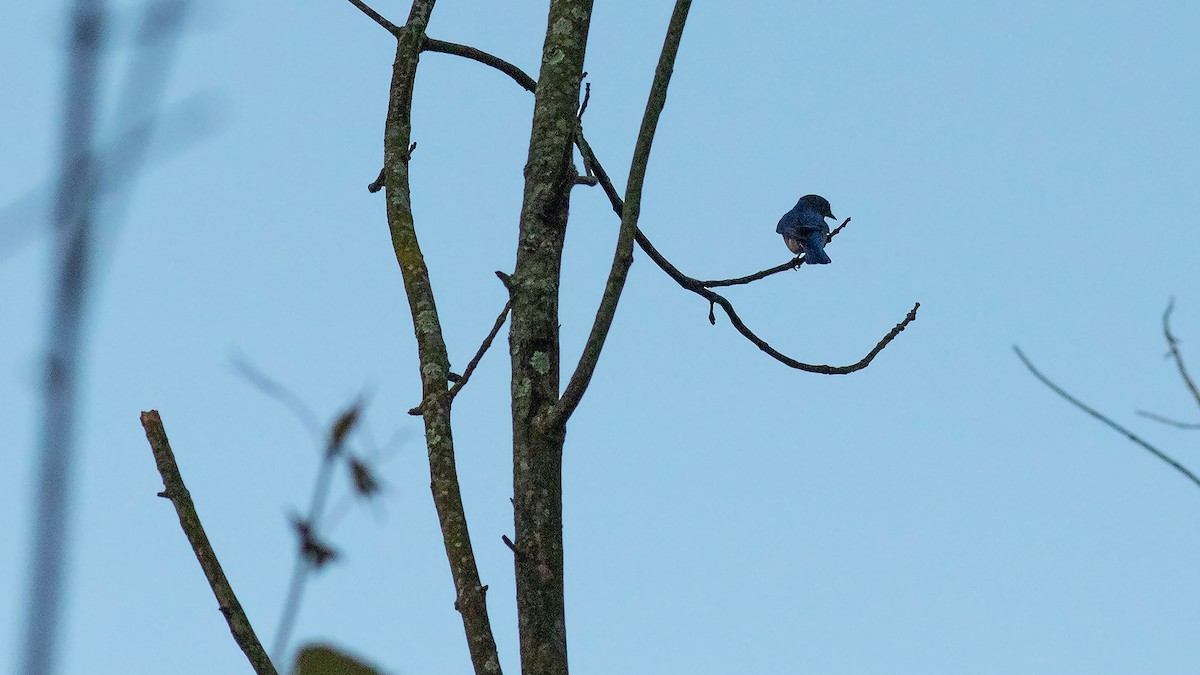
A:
[[409, 299, 513, 416], [554, 0, 694, 426], [378, 2, 503, 673], [418, 31, 918, 383], [1013, 346, 1200, 490], [1132, 299, 1200, 429], [1162, 298, 1200, 413]]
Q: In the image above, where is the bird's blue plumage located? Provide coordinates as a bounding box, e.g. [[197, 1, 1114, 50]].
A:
[[776, 194, 835, 265]]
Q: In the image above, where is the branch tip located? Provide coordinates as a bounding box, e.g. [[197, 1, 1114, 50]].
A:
[[577, 81, 591, 120], [345, 0, 400, 35], [140, 411, 277, 674], [495, 270, 512, 290], [1014, 345, 1200, 490]]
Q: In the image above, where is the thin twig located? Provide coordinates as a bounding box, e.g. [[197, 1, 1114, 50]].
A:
[[410, 299, 513, 416], [271, 397, 364, 660], [701, 258, 798, 288], [231, 358, 323, 442], [384, 4, 503, 674], [577, 81, 591, 120], [1135, 410, 1200, 429], [140, 411, 278, 675], [1013, 346, 1200, 490], [450, 300, 513, 400], [1162, 298, 1200, 413], [699, 217, 851, 288], [554, 0, 694, 426], [233, 355, 378, 660], [345, 0, 400, 35]]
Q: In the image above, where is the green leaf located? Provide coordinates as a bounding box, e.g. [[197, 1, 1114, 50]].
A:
[[292, 643, 383, 675]]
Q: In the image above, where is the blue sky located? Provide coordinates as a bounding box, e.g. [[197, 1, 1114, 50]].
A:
[[5, 1, 1200, 673]]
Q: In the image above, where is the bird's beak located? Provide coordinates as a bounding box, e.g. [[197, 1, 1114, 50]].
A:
[[828, 214, 837, 220]]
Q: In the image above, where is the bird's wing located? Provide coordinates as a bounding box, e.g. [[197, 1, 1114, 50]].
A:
[[788, 215, 826, 234], [775, 210, 798, 235], [777, 206, 828, 235]]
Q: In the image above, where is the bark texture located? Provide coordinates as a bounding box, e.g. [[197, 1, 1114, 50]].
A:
[[508, 2, 594, 674], [384, 2, 502, 673]]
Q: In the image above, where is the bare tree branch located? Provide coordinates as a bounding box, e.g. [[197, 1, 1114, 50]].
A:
[[344, 0, 400, 35], [1013, 346, 1200, 490], [1135, 410, 1200, 429], [1162, 298, 1200, 413], [577, 134, 919, 374], [408, 299, 513, 416], [381, 3, 502, 673], [698, 218, 851, 288], [231, 358, 323, 442], [271, 396, 364, 660], [449, 300, 512, 401], [1135, 300, 1200, 430], [422, 37, 537, 92], [140, 410, 278, 675], [554, 0, 694, 427]]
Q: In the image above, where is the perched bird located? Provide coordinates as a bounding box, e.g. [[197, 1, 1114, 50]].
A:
[[776, 194, 836, 264]]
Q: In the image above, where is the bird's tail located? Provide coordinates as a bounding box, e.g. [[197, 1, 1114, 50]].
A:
[[805, 249, 832, 265]]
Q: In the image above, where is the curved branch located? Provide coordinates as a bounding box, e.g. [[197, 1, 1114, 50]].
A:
[[699, 218, 851, 288], [1014, 347, 1200, 490], [632, 225, 919, 373], [422, 37, 536, 92], [553, 0, 693, 426], [576, 134, 918, 373], [1162, 297, 1200, 413], [383, 3, 502, 674], [416, 30, 918, 376]]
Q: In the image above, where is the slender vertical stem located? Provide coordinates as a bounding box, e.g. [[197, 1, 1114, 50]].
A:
[[554, 0, 693, 427], [383, 2, 501, 673], [21, 4, 103, 674]]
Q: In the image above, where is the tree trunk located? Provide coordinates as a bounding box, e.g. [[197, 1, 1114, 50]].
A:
[[508, 2, 593, 674]]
